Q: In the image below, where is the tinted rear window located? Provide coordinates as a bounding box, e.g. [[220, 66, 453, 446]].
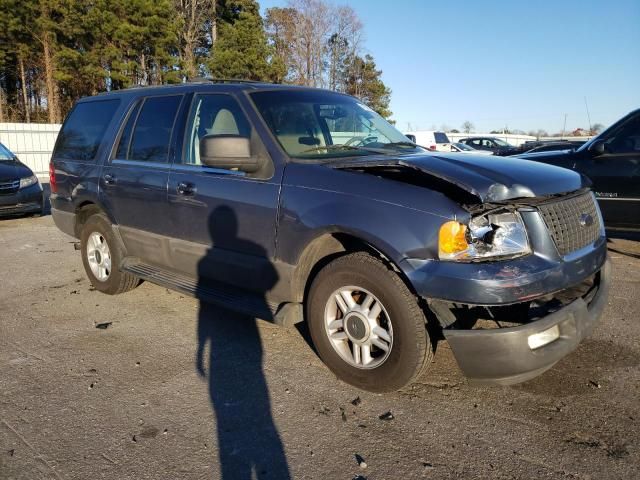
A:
[[434, 132, 450, 144], [54, 100, 120, 161], [126, 96, 182, 163]]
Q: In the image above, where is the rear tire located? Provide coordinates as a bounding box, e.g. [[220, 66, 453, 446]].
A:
[[80, 213, 139, 295], [307, 252, 432, 392]]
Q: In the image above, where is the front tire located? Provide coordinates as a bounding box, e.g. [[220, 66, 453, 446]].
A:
[[80, 214, 139, 295], [307, 252, 432, 392]]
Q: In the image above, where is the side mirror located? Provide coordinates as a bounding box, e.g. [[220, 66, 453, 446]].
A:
[[199, 135, 259, 173], [588, 139, 606, 157]]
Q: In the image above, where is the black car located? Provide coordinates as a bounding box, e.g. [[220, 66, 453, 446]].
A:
[[50, 81, 609, 391], [517, 109, 640, 231], [0, 142, 44, 217], [458, 136, 520, 156]]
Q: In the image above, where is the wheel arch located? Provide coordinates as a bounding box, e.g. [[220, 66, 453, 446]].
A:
[[74, 201, 115, 238], [291, 231, 414, 305]]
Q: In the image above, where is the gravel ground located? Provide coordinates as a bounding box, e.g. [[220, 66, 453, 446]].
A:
[[1, 214, 639, 480]]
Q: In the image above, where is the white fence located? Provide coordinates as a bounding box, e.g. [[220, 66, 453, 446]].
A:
[[0, 123, 61, 178]]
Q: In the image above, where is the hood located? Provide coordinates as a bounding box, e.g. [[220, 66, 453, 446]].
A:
[[0, 158, 33, 183], [330, 152, 586, 203]]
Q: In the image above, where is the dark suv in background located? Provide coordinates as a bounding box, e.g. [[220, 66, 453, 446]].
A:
[[50, 81, 609, 392], [517, 109, 640, 231]]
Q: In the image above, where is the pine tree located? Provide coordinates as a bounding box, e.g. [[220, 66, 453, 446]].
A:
[[345, 54, 392, 120], [208, 0, 276, 81]]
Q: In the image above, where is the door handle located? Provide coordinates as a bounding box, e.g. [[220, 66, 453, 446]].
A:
[[103, 174, 116, 185], [177, 181, 196, 196]]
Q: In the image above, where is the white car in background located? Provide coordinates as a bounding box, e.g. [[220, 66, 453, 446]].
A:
[[450, 142, 494, 155], [404, 130, 451, 152]]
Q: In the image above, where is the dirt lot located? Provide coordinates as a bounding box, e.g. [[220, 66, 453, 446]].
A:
[[1, 214, 639, 480]]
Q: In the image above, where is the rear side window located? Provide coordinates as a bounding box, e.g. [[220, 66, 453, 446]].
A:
[[54, 99, 120, 161], [434, 132, 450, 144], [116, 95, 182, 163]]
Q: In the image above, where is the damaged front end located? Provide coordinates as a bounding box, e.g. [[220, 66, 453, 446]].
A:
[[331, 154, 609, 385]]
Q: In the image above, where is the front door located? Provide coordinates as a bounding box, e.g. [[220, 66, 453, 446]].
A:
[[166, 93, 282, 293], [99, 94, 185, 265], [576, 113, 640, 230]]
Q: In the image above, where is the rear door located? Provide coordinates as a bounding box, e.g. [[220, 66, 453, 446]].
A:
[[576, 113, 640, 229], [166, 93, 281, 292], [99, 94, 185, 265]]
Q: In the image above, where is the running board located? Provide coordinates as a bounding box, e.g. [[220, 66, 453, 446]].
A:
[[122, 261, 278, 321]]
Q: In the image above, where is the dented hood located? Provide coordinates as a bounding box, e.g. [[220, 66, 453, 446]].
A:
[[330, 152, 587, 202]]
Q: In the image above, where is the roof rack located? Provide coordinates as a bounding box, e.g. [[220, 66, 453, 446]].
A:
[[188, 77, 265, 84]]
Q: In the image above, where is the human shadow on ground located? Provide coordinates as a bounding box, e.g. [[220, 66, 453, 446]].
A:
[[195, 205, 290, 480]]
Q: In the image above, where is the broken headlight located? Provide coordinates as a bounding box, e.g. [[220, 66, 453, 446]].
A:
[[438, 211, 531, 261]]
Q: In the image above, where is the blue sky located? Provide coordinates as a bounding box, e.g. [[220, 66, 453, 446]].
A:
[[259, 0, 640, 133]]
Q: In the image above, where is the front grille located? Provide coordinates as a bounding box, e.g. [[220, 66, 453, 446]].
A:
[[538, 192, 602, 256], [0, 179, 20, 195]]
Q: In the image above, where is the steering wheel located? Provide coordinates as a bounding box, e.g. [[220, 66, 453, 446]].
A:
[[344, 135, 378, 147]]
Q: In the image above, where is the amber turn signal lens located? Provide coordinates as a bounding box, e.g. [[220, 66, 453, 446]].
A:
[[439, 221, 468, 258]]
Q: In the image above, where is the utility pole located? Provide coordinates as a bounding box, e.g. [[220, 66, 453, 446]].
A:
[[561, 114, 567, 139], [584, 96, 592, 133]]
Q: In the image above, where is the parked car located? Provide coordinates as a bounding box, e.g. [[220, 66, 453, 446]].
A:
[[450, 142, 494, 155], [404, 130, 451, 151], [459, 136, 520, 156], [0, 141, 44, 217], [517, 109, 640, 231], [51, 82, 609, 392]]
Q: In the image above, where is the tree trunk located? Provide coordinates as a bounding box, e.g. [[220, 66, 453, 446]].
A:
[[19, 55, 31, 123], [42, 34, 59, 123], [0, 87, 5, 123]]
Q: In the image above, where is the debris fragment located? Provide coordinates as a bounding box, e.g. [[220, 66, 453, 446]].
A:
[[378, 411, 394, 421], [588, 380, 601, 388], [7, 449, 15, 457], [340, 407, 347, 422], [351, 396, 361, 406], [95, 322, 112, 330], [355, 453, 367, 469], [352, 475, 367, 480], [318, 406, 330, 415], [422, 461, 435, 470], [70, 290, 79, 295], [88, 382, 95, 390], [73, 242, 81, 250]]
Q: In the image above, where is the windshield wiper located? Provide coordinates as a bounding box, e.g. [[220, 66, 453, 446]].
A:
[[383, 141, 421, 149], [300, 144, 390, 155]]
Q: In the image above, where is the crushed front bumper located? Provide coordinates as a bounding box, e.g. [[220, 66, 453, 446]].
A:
[[443, 259, 611, 385]]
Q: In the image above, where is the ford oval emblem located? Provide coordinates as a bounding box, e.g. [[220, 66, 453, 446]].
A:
[[580, 213, 594, 227]]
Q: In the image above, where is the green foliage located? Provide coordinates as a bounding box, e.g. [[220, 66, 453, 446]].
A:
[[345, 54, 392, 120], [208, 0, 276, 81]]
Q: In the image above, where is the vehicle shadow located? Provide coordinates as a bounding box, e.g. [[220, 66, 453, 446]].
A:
[[195, 206, 290, 480]]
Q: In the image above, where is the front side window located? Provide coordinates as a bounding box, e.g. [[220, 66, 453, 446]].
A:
[[603, 115, 640, 154], [116, 95, 182, 163], [55, 99, 120, 161], [251, 90, 421, 160], [183, 94, 252, 166]]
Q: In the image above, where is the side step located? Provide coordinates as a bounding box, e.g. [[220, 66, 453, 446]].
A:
[[122, 261, 278, 321]]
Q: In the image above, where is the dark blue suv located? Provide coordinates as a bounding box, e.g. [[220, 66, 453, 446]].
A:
[[50, 81, 610, 392]]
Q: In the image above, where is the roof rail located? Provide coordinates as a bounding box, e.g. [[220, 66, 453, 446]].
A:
[[188, 77, 265, 84]]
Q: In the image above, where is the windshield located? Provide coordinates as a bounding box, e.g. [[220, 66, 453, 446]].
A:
[[0, 143, 15, 161], [251, 90, 422, 160], [493, 138, 511, 147]]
